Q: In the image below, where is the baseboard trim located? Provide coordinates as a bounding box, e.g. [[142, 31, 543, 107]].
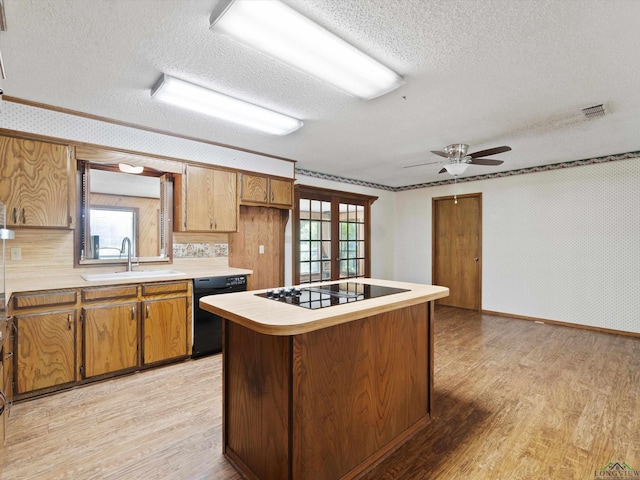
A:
[[481, 309, 640, 338]]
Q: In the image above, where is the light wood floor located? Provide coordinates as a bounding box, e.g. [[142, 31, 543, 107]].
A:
[[1, 307, 638, 479]]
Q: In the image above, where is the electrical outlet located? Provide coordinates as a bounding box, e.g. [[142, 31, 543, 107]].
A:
[[10, 247, 22, 260], [259, 245, 265, 254]]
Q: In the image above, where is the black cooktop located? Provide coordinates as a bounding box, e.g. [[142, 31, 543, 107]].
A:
[[255, 282, 409, 310]]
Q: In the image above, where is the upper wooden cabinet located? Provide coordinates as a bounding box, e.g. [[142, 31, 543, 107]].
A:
[[175, 164, 237, 232], [239, 173, 293, 209], [0, 135, 72, 229]]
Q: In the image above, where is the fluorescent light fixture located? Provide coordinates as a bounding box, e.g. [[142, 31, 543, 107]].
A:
[[151, 74, 303, 135], [443, 163, 469, 176], [210, 0, 405, 100], [118, 163, 144, 174]]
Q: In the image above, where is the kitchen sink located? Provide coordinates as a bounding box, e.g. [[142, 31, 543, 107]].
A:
[[82, 269, 186, 282]]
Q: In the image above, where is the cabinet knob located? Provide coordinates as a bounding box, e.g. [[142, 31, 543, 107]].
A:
[[131, 306, 136, 321], [12, 208, 17, 224], [21, 208, 26, 224]]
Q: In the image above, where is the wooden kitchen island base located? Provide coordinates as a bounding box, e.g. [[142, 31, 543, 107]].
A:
[[223, 300, 436, 480]]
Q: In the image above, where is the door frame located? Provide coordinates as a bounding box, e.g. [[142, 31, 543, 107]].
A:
[[432, 192, 482, 310]]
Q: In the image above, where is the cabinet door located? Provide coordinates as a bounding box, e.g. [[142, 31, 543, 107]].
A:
[[269, 179, 293, 208], [0, 136, 70, 228], [240, 174, 268, 204], [2, 319, 13, 405], [142, 297, 187, 364], [83, 303, 139, 378], [0, 136, 23, 223], [212, 169, 237, 231], [19, 138, 70, 228], [15, 310, 77, 394], [185, 165, 215, 231]]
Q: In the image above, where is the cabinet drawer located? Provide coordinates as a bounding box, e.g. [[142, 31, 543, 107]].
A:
[[82, 285, 139, 302], [142, 281, 190, 296], [12, 290, 77, 310]]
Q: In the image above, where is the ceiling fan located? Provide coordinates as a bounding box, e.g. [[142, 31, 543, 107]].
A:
[[404, 144, 511, 175]]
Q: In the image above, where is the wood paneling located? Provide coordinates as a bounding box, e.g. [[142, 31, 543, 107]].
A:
[[228, 206, 288, 290], [4, 229, 75, 280], [224, 321, 290, 480], [223, 303, 432, 480], [292, 304, 429, 480], [2, 308, 639, 479]]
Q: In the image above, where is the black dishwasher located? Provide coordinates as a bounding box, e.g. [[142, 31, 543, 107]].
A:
[[192, 275, 247, 358]]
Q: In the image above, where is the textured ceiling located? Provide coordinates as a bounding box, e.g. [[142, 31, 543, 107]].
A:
[[1, 0, 639, 187]]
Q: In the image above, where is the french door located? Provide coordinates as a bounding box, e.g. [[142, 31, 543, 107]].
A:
[[293, 186, 377, 284]]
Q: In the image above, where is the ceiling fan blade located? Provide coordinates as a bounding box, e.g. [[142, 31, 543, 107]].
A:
[[438, 167, 447, 174], [431, 150, 450, 159], [468, 146, 511, 158], [403, 160, 441, 169], [469, 158, 504, 166]]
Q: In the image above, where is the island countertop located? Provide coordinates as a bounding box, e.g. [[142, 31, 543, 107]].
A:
[[199, 277, 449, 335]]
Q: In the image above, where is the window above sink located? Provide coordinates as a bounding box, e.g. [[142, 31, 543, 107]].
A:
[[75, 146, 183, 268]]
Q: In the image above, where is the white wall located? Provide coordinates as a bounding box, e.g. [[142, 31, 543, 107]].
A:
[[394, 158, 640, 333]]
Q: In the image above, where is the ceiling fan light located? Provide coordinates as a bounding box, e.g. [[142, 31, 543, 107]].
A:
[[210, 0, 404, 99], [118, 163, 144, 174], [443, 163, 469, 176]]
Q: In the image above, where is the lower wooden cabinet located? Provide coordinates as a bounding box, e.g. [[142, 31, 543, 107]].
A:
[[82, 303, 139, 378], [0, 317, 14, 448], [143, 297, 188, 364], [11, 280, 192, 401], [14, 310, 77, 394]]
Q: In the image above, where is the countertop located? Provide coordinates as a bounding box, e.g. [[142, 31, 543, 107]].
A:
[[7, 261, 253, 298], [199, 278, 449, 336]]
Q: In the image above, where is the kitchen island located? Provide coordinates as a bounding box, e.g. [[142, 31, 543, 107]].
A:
[[200, 278, 449, 480]]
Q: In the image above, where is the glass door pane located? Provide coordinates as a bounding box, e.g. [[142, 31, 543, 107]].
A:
[[298, 198, 332, 283]]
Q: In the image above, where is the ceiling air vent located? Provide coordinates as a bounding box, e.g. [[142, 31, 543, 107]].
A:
[[582, 104, 606, 119]]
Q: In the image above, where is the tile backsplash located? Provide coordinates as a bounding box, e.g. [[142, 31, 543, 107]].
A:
[[173, 242, 229, 258]]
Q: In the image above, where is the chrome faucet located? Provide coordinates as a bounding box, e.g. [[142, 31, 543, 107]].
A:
[[120, 237, 132, 272]]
